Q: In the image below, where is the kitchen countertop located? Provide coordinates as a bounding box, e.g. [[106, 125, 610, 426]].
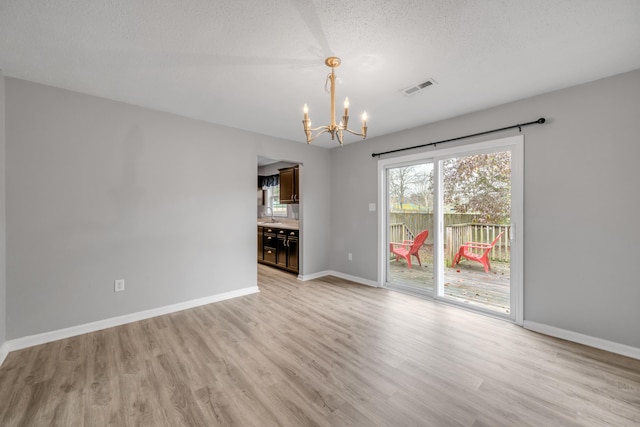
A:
[[257, 220, 299, 230]]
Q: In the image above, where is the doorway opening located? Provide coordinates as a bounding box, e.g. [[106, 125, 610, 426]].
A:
[[257, 156, 302, 276]]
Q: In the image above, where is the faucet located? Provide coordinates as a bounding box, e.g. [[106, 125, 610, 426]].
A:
[[264, 206, 274, 222]]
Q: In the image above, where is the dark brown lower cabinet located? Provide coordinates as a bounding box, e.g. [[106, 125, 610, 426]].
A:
[[263, 228, 277, 265], [257, 226, 263, 261], [277, 235, 288, 268], [258, 226, 299, 274], [286, 235, 299, 272], [263, 246, 277, 264]]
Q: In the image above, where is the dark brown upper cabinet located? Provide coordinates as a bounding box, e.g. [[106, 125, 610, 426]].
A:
[[278, 166, 299, 204]]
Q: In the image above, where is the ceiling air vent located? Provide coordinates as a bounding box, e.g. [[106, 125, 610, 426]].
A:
[[403, 78, 437, 96]]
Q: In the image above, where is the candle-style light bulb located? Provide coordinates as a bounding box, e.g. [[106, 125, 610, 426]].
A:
[[361, 111, 368, 138], [344, 97, 349, 118], [302, 104, 311, 132]]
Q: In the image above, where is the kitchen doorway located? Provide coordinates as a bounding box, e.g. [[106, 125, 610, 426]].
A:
[[257, 156, 302, 276]]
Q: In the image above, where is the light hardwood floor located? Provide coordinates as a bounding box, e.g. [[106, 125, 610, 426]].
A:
[[1, 264, 639, 426]]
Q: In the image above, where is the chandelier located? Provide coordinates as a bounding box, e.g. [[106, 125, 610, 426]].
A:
[[302, 57, 367, 145]]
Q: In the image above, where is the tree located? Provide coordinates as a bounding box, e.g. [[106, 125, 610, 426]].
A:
[[443, 152, 511, 223], [388, 164, 433, 212], [388, 166, 421, 210], [415, 166, 434, 212]]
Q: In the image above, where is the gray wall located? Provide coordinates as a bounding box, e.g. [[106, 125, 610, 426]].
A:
[[330, 69, 640, 349], [0, 70, 6, 348], [5, 77, 330, 339]]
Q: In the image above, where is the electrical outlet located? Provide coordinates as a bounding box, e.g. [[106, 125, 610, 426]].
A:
[[114, 279, 125, 292], [348, 253, 353, 261]]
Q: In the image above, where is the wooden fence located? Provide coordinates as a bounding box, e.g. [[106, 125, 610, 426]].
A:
[[389, 223, 415, 245], [389, 212, 511, 266], [390, 212, 483, 245], [445, 223, 511, 266]]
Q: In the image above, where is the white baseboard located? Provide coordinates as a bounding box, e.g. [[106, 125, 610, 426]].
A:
[[523, 320, 640, 360], [0, 341, 8, 367], [1, 286, 260, 363], [299, 270, 332, 281], [327, 271, 379, 287], [300, 270, 379, 288]]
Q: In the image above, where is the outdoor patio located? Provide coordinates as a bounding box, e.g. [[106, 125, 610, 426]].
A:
[[388, 246, 510, 314]]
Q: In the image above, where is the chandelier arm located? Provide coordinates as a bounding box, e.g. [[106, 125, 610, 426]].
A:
[[343, 127, 367, 138], [306, 126, 331, 144], [307, 125, 331, 132]]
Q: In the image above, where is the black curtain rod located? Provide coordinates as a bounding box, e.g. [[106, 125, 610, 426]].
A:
[[371, 117, 546, 158]]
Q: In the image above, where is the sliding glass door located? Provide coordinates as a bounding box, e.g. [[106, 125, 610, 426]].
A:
[[381, 136, 523, 323]]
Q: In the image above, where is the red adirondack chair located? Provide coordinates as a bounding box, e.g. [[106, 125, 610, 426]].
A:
[[452, 231, 504, 273], [389, 229, 429, 269]]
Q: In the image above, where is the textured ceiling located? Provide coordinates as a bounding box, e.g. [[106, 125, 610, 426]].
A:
[[1, 0, 640, 148]]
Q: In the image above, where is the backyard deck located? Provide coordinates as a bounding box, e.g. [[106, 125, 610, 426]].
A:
[[388, 249, 510, 314]]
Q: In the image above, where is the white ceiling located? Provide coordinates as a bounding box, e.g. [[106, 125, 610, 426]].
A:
[[1, 1, 639, 149]]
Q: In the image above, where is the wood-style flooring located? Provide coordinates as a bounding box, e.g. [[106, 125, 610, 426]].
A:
[[1, 264, 639, 426]]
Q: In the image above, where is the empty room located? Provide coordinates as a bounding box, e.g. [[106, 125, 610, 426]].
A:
[[1, 0, 639, 425]]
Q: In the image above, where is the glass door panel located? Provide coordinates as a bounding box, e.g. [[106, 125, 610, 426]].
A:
[[386, 163, 434, 295], [440, 151, 512, 315]]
